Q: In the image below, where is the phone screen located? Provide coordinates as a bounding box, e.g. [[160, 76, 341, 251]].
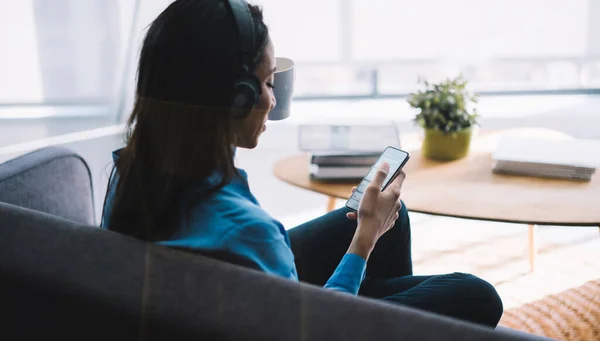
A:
[[345, 146, 410, 211]]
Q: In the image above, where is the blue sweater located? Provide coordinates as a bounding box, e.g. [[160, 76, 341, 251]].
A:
[[101, 150, 366, 295]]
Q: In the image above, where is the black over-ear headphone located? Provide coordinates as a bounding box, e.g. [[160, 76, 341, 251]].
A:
[[225, 0, 262, 119]]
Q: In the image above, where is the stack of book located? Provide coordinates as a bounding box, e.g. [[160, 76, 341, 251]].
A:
[[309, 151, 379, 181], [492, 136, 600, 181], [298, 120, 401, 181]]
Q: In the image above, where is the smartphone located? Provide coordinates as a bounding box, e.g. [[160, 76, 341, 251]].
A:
[[345, 146, 410, 211]]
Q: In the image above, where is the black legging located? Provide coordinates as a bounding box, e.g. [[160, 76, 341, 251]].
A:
[[287, 202, 504, 328]]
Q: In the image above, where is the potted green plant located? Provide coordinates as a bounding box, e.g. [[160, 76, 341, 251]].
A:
[[407, 75, 479, 161]]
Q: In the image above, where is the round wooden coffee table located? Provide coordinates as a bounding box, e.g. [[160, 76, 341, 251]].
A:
[[273, 128, 600, 273]]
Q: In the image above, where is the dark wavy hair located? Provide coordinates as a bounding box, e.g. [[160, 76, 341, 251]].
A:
[[102, 0, 269, 241]]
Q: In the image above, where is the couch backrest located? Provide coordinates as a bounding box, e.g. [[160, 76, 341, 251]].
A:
[[0, 202, 550, 341], [0, 146, 95, 225]]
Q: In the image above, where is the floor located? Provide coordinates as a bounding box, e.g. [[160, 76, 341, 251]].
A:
[[1, 95, 599, 314]]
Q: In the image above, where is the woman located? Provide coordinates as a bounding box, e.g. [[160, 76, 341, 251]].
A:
[[101, 0, 503, 328]]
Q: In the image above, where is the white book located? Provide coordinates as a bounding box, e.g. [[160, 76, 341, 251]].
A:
[[492, 136, 600, 169], [298, 121, 400, 152]]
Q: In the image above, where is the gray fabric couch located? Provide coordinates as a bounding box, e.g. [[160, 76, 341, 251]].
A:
[[0, 146, 554, 340], [0, 146, 95, 224]]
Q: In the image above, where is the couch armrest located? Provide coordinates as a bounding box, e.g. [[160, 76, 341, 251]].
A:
[[0, 146, 95, 225]]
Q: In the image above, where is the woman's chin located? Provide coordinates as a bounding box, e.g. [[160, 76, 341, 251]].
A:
[[235, 131, 264, 149], [240, 138, 260, 149]]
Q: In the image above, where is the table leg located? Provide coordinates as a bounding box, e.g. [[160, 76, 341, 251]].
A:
[[528, 224, 538, 274], [327, 196, 337, 212]]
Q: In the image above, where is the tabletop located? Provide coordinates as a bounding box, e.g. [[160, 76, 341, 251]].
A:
[[272, 128, 600, 226]]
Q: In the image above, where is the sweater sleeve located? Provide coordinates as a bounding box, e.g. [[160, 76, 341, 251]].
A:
[[323, 253, 367, 295]]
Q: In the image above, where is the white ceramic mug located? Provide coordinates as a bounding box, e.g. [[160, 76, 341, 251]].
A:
[[268, 57, 295, 121]]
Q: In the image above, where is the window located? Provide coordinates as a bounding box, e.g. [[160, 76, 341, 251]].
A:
[[3, 0, 599, 120], [257, 0, 600, 98], [260, 0, 375, 97]]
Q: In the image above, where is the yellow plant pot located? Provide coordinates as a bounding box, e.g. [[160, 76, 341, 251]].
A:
[[421, 127, 474, 161]]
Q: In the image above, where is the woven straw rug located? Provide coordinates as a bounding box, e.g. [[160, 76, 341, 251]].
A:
[[499, 279, 600, 341]]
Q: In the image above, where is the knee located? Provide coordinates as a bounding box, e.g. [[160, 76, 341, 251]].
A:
[[398, 200, 410, 224], [392, 200, 411, 236], [399, 200, 408, 215], [453, 272, 504, 327]]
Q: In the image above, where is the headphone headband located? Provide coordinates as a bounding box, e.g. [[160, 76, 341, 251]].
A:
[[225, 0, 256, 73], [223, 0, 261, 119]]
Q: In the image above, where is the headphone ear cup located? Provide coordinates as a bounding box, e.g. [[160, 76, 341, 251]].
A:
[[231, 75, 261, 119]]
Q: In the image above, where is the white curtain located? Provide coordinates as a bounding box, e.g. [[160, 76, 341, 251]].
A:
[[0, 0, 136, 105]]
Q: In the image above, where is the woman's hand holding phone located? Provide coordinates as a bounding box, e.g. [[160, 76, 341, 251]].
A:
[[347, 162, 406, 260]]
